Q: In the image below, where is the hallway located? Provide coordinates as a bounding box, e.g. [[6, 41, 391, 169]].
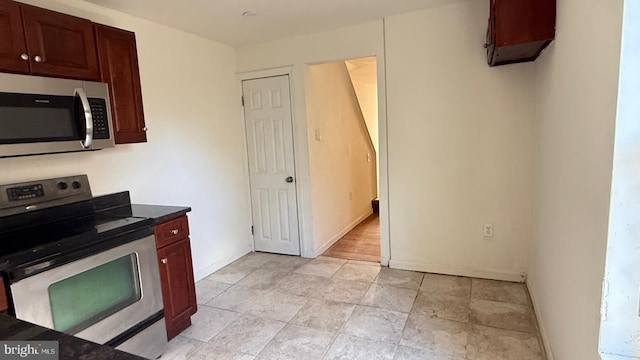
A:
[[322, 215, 380, 262]]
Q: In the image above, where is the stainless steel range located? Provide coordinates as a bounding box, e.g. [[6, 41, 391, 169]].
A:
[[0, 175, 166, 359]]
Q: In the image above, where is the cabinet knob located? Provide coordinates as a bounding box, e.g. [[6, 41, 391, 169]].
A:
[[20, 54, 29, 61], [34, 56, 43, 63], [143, 127, 148, 132], [161, 258, 168, 264], [483, 43, 488, 49], [171, 229, 179, 235]]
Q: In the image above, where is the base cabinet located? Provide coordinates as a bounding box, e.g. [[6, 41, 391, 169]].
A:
[[154, 215, 197, 340]]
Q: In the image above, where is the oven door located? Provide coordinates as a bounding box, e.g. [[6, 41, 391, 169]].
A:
[[9, 235, 164, 345]]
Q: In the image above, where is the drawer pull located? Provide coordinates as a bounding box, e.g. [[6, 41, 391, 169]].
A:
[[161, 258, 168, 264], [171, 229, 179, 235]]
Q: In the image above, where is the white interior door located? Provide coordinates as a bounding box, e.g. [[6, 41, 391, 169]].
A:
[[242, 75, 300, 255]]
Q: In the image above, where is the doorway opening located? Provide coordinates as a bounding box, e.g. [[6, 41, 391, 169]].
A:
[[304, 56, 380, 262]]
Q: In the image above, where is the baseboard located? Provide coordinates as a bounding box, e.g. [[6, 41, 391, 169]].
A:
[[527, 281, 555, 360], [314, 209, 373, 256], [388, 259, 526, 283], [193, 244, 252, 282], [380, 257, 390, 266]]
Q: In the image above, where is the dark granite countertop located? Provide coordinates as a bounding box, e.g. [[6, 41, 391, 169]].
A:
[[0, 314, 146, 360], [130, 204, 191, 225], [92, 192, 191, 225]]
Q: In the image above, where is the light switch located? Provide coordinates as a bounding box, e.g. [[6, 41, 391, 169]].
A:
[[314, 129, 322, 141]]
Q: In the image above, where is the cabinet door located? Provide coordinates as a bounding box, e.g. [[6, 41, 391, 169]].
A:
[[95, 25, 147, 144], [157, 237, 197, 340], [0, 0, 29, 73], [0, 277, 8, 313], [493, 0, 555, 46], [20, 4, 99, 80]]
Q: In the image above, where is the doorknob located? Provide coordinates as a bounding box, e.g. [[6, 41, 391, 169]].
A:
[[286, 176, 294, 183]]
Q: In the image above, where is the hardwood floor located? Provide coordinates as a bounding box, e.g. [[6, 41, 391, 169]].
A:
[[322, 215, 380, 262]]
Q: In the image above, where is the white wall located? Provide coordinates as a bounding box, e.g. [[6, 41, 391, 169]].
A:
[[385, 0, 536, 281], [528, 0, 624, 358], [306, 61, 377, 253], [236, 20, 390, 261], [6, 0, 252, 280]]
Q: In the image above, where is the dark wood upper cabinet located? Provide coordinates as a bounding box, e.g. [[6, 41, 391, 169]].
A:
[[0, 0, 29, 73], [95, 25, 147, 144], [486, 0, 556, 66], [0, 0, 147, 145], [20, 4, 100, 80]]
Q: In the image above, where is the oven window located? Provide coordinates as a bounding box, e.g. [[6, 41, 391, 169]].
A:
[[48, 253, 142, 334]]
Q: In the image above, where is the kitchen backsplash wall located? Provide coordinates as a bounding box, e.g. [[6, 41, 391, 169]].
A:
[[2, 0, 253, 280]]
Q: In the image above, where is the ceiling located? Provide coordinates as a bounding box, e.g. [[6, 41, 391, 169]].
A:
[[84, 0, 463, 47]]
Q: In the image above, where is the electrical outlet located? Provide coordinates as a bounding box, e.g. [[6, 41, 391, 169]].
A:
[[483, 224, 494, 237]]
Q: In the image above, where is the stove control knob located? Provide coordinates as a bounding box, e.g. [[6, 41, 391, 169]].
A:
[[57, 181, 68, 190], [72, 181, 81, 189]]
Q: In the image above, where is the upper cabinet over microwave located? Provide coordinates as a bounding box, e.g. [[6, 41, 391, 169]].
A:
[[0, 0, 147, 145], [0, 0, 100, 81]]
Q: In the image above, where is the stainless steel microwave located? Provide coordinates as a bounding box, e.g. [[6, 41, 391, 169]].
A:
[[0, 73, 115, 158]]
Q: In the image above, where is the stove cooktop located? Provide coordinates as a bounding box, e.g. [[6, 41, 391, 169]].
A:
[[0, 176, 157, 281], [0, 213, 153, 281], [0, 214, 149, 256]]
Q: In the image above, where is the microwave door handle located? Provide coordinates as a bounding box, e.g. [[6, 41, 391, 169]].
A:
[[75, 88, 93, 149]]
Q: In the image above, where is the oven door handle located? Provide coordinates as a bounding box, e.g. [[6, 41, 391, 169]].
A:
[[75, 88, 93, 149]]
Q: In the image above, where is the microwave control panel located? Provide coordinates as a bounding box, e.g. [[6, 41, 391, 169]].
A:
[[89, 98, 110, 140]]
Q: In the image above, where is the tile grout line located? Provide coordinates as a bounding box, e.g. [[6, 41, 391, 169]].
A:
[[317, 257, 360, 360], [319, 267, 394, 360], [394, 274, 425, 358]]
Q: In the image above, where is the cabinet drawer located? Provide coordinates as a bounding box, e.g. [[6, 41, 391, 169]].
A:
[[155, 216, 189, 248]]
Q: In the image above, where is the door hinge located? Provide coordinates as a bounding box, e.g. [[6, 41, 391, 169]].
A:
[[241, 96, 245, 107], [251, 225, 254, 235]]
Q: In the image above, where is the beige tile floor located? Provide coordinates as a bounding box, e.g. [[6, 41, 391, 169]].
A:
[[162, 252, 546, 360]]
